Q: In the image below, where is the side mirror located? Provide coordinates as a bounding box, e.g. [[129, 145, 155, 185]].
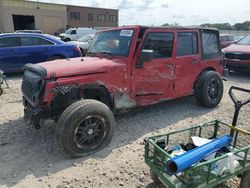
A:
[[136, 49, 154, 68]]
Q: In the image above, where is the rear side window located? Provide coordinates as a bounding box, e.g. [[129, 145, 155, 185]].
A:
[[21, 37, 40, 46], [201, 31, 220, 59], [177, 32, 198, 56], [21, 37, 53, 46], [142, 32, 174, 59], [0, 37, 20, 47], [40, 38, 53, 45]]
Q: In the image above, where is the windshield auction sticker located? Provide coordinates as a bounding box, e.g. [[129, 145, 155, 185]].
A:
[[120, 30, 134, 37]]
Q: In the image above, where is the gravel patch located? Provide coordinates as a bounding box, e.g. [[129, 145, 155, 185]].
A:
[[0, 72, 249, 188]]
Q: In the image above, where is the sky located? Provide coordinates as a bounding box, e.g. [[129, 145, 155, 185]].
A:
[[35, 0, 250, 26]]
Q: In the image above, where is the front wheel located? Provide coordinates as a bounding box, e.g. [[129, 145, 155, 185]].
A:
[[56, 99, 115, 158], [194, 71, 223, 108], [240, 171, 250, 188]]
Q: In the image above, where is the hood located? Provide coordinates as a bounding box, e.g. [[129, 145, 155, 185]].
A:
[[38, 57, 125, 79], [223, 44, 250, 54]]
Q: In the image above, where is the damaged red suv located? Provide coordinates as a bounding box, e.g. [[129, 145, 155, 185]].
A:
[[22, 26, 224, 157]]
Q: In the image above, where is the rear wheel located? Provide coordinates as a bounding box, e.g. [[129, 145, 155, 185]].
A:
[[56, 99, 115, 158], [194, 71, 223, 108], [240, 171, 250, 188]]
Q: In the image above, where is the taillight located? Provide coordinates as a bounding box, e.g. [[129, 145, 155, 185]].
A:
[[74, 46, 81, 53]]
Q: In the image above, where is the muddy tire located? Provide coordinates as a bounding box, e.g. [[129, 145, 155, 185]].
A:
[[240, 171, 250, 188], [56, 99, 115, 158], [194, 71, 223, 108]]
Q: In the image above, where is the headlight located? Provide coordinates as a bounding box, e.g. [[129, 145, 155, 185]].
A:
[[221, 49, 225, 58]]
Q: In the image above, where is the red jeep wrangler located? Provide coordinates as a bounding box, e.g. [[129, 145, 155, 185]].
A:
[[22, 26, 224, 157]]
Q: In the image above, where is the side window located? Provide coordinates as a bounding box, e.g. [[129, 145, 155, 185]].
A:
[[0, 37, 20, 48], [221, 36, 228, 42], [228, 36, 234, 41], [177, 32, 198, 56], [201, 31, 220, 59], [70, 12, 80, 20], [142, 32, 174, 59], [71, 30, 76, 35], [21, 37, 40, 46], [40, 38, 53, 45]]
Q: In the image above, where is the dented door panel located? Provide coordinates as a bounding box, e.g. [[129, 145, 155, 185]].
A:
[[131, 30, 175, 106]]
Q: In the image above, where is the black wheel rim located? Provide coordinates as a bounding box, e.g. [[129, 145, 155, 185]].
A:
[[74, 115, 107, 149], [207, 78, 220, 102]]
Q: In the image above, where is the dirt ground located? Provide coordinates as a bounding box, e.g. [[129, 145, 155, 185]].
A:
[[0, 72, 249, 188]]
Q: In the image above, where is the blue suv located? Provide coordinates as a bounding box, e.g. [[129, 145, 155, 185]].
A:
[[0, 33, 82, 73]]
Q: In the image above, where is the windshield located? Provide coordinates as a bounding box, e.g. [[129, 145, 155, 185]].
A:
[[88, 29, 134, 57], [78, 35, 92, 42], [238, 35, 250, 45], [65, 28, 73, 34]]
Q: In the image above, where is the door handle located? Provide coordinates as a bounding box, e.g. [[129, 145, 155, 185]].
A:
[[192, 60, 199, 64], [166, 64, 174, 69]]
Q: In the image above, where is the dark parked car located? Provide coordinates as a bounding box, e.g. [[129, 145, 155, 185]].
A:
[[0, 33, 81, 73], [223, 35, 250, 72], [220, 34, 236, 49]]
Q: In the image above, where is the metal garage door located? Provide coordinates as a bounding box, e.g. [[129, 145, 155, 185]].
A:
[[43, 16, 62, 35]]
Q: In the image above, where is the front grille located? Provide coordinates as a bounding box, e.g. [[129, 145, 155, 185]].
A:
[[21, 71, 44, 106], [225, 53, 250, 60], [22, 79, 33, 100], [22, 64, 47, 106]]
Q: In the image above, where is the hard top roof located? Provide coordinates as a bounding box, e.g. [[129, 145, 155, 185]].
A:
[[101, 25, 219, 32]]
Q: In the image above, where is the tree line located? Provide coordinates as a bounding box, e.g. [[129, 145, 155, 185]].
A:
[[162, 21, 250, 31]]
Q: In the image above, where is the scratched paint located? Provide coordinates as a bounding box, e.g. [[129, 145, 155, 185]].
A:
[[114, 92, 136, 109]]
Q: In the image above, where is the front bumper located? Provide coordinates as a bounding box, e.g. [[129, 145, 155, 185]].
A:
[[225, 59, 250, 71], [222, 68, 229, 80], [23, 98, 48, 128]]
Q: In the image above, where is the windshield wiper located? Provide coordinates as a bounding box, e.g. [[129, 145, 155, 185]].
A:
[[86, 52, 97, 57], [87, 51, 113, 58], [98, 51, 113, 57]]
